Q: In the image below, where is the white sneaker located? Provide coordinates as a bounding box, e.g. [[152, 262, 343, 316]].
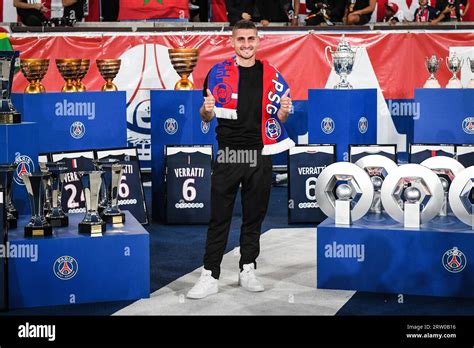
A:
[[239, 263, 264, 292], [186, 269, 218, 299]]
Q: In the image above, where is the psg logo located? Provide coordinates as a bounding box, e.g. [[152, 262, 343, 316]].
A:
[[53, 255, 79, 280], [265, 118, 281, 140], [13, 153, 34, 186], [442, 247, 466, 273], [201, 120, 210, 134], [462, 117, 474, 134], [213, 82, 233, 105], [358, 117, 368, 134], [321, 117, 335, 134], [164, 118, 178, 135], [70, 121, 85, 139]]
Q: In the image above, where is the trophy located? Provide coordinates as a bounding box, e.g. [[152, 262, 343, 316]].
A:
[[38, 162, 52, 217], [355, 155, 398, 214], [315, 162, 374, 225], [168, 48, 199, 90], [0, 164, 18, 229], [325, 35, 357, 89], [56, 58, 81, 92], [420, 156, 465, 217], [0, 51, 21, 124], [96, 59, 121, 91], [467, 57, 474, 88], [424, 55, 442, 88], [101, 162, 125, 224], [446, 52, 463, 89], [78, 171, 106, 235], [381, 164, 444, 228], [44, 163, 69, 227], [76, 59, 90, 92], [23, 172, 53, 237], [449, 166, 474, 229], [20, 58, 49, 93], [93, 158, 117, 215]]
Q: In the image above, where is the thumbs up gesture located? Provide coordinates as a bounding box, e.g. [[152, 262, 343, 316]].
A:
[[203, 89, 215, 114], [279, 89, 292, 114]]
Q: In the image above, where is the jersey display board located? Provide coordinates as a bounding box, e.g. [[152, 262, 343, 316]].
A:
[[409, 144, 456, 164], [165, 145, 212, 224], [50, 150, 96, 214], [0, 190, 7, 311], [96, 148, 148, 225], [349, 144, 397, 164], [288, 145, 336, 224], [456, 145, 474, 168]]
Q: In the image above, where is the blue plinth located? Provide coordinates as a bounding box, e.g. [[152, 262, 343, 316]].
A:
[[150, 90, 217, 221], [317, 214, 474, 298], [8, 211, 149, 308], [414, 89, 474, 143], [308, 89, 377, 161]]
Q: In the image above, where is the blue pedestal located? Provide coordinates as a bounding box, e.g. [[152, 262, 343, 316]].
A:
[[414, 89, 474, 143], [8, 211, 149, 308], [317, 214, 474, 298], [3, 92, 127, 216], [308, 89, 377, 161], [150, 90, 217, 221]]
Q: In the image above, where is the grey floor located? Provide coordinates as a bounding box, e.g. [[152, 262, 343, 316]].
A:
[[113, 228, 355, 315]]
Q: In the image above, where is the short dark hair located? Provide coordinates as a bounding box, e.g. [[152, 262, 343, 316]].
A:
[[232, 20, 257, 35]]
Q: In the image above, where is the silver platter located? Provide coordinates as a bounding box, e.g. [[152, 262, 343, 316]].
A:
[[420, 156, 465, 180], [448, 166, 474, 227]]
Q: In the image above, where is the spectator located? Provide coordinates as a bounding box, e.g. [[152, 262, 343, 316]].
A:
[[343, 0, 377, 25], [413, 0, 440, 22], [258, 0, 300, 26], [101, 0, 119, 22], [225, 0, 259, 26], [382, 1, 404, 23], [433, 0, 470, 22], [305, 0, 346, 25], [190, 0, 209, 22], [62, 0, 85, 23], [13, 0, 48, 26]]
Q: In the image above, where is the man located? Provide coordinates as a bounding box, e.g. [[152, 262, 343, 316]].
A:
[[258, 0, 300, 26], [433, 0, 470, 22], [305, 0, 346, 25], [413, 0, 440, 22], [187, 20, 294, 299], [382, 2, 403, 23], [14, 0, 48, 26], [343, 0, 376, 25], [225, 0, 258, 26], [62, 0, 85, 23]]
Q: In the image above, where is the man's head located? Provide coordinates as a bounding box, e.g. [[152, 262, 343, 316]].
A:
[[419, 0, 428, 7], [231, 20, 259, 64], [385, 2, 399, 16]]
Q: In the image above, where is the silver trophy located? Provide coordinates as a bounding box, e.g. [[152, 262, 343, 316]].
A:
[[44, 163, 69, 227], [0, 163, 18, 229], [355, 155, 398, 214], [420, 156, 465, 217], [315, 162, 374, 225], [38, 162, 52, 217], [446, 52, 463, 89], [325, 35, 357, 89], [78, 171, 106, 235], [101, 162, 125, 224], [424, 55, 442, 88], [0, 51, 21, 124], [23, 172, 53, 237], [449, 166, 474, 229], [381, 164, 444, 229], [93, 158, 118, 215], [467, 57, 474, 88]]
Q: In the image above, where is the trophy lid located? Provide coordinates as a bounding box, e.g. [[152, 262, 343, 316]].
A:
[[335, 35, 354, 53]]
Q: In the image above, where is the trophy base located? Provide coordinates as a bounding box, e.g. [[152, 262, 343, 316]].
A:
[[24, 225, 53, 238], [78, 221, 106, 235], [423, 79, 441, 88], [49, 215, 69, 227], [174, 79, 194, 90], [446, 79, 463, 89], [0, 112, 21, 124], [7, 217, 17, 229], [333, 84, 353, 90], [103, 212, 126, 225]]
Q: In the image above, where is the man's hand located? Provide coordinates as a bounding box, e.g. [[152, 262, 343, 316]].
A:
[[242, 12, 252, 20], [200, 88, 216, 122], [277, 89, 292, 122]]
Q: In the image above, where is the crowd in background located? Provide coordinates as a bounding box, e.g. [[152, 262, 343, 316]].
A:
[[11, 0, 472, 26]]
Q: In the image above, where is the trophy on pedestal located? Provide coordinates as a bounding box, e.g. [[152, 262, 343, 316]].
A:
[[56, 58, 81, 92], [168, 48, 199, 90], [424, 55, 442, 88], [76, 59, 90, 92], [0, 164, 18, 229], [381, 164, 444, 229], [446, 52, 463, 89], [101, 162, 125, 224], [467, 57, 474, 88], [0, 51, 21, 124], [325, 35, 357, 89], [38, 162, 52, 217], [315, 162, 374, 225], [23, 172, 53, 237], [449, 166, 474, 229], [20, 58, 49, 93], [44, 163, 69, 227], [78, 171, 106, 235], [93, 158, 118, 214], [96, 59, 121, 91]]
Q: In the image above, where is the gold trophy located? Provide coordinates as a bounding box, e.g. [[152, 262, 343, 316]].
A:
[[56, 58, 81, 92], [76, 59, 90, 92], [20, 58, 49, 94], [96, 59, 121, 91], [168, 48, 199, 90]]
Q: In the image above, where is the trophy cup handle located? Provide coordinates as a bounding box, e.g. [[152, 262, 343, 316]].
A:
[[446, 56, 451, 70], [325, 46, 333, 67]]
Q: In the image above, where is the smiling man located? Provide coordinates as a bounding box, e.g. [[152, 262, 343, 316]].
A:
[[186, 20, 294, 299]]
